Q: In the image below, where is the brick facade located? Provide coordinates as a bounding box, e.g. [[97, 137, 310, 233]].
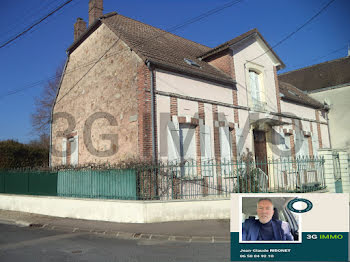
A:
[[205, 49, 239, 126], [137, 64, 158, 161], [273, 66, 282, 114], [170, 97, 178, 117]]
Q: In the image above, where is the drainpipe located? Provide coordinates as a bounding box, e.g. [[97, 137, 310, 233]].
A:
[[49, 54, 70, 167], [326, 111, 332, 149], [146, 61, 156, 163]]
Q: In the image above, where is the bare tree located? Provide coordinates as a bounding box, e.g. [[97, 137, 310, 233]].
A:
[[31, 63, 64, 149], [31, 63, 64, 137]]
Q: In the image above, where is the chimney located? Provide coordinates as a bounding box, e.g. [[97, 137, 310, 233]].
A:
[[74, 18, 87, 41], [89, 0, 103, 26]]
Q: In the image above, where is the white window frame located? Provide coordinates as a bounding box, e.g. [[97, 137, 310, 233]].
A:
[[69, 135, 79, 166], [245, 62, 266, 111]]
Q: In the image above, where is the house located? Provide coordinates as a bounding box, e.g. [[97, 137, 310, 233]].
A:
[[279, 55, 350, 154], [50, 0, 330, 191]]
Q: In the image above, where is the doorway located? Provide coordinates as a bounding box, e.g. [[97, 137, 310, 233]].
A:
[[253, 130, 268, 175]]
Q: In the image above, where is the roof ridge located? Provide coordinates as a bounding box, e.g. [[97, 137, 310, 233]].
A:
[[279, 56, 350, 76], [115, 14, 211, 50]]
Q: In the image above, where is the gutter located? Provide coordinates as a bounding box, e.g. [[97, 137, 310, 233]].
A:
[[146, 61, 156, 163], [306, 82, 350, 94], [49, 54, 70, 167]]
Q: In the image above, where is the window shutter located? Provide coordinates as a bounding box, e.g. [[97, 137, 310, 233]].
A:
[[312, 135, 319, 157], [200, 125, 213, 176], [70, 135, 79, 166], [235, 127, 244, 159], [200, 125, 212, 161], [167, 121, 180, 163], [220, 127, 232, 162], [62, 138, 67, 165], [303, 136, 309, 157], [220, 126, 232, 176], [180, 124, 196, 161], [295, 132, 303, 158]]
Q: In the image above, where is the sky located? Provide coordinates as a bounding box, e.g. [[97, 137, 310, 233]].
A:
[[0, 0, 349, 143]]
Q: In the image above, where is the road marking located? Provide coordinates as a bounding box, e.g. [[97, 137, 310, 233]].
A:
[[0, 232, 86, 251]]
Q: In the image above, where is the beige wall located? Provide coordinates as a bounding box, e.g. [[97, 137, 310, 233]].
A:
[[310, 85, 350, 153], [232, 37, 279, 111], [0, 194, 231, 223], [280, 100, 316, 121], [52, 24, 142, 166], [156, 70, 233, 104]]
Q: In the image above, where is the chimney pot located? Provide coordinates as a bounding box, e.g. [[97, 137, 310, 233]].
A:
[[74, 18, 87, 41], [89, 0, 103, 26]]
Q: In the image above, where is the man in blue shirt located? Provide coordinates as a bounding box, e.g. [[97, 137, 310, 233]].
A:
[[242, 198, 294, 241]]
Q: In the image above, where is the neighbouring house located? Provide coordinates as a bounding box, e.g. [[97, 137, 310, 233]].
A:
[[50, 0, 330, 192], [279, 55, 350, 154]]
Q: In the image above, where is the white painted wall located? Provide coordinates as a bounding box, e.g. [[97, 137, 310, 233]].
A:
[[157, 95, 171, 161], [320, 123, 330, 148], [280, 100, 316, 121], [178, 99, 198, 118], [0, 195, 231, 223], [310, 85, 350, 153], [156, 70, 233, 105], [232, 37, 279, 112]]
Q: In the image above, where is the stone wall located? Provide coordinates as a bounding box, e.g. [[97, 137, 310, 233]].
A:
[[51, 24, 143, 166]]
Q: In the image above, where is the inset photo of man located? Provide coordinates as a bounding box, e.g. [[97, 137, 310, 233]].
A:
[[241, 196, 300, 242]]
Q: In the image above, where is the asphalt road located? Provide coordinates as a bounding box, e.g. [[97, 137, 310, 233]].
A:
[[0, 224, 230, 262]]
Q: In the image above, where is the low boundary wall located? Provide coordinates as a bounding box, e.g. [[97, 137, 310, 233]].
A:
[[0, 194, 230, 223]]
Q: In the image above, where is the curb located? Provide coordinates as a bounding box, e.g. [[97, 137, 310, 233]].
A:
[[0, 219, 230, 243]]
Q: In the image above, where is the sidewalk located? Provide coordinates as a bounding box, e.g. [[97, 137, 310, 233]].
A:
[[0, 209, 230, 243]]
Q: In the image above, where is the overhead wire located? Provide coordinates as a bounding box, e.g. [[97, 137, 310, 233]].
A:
[[0, 0, 340, 101], [0, 0, 64, 39], [247, 0, 337, 64], [0, 0, 75, 49], [51, 0, 245, 106]]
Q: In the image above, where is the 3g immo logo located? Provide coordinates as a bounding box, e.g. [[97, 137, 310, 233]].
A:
[[287, 198, 313, 213]]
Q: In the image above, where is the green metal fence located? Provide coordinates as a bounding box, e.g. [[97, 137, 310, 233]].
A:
[[0, 169, 57, 196], [136, 156, 326, 200], [57, 169, 137, 199], [0, 156, 325, 201]]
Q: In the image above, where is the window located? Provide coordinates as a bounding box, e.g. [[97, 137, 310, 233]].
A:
[[249, 70, 265, 110], [69, 136, 79, 166], [179, 123, 196, 163], [62, 136, 78, 166], [167, 121, 197, 176], [200, 125, 213, 176]]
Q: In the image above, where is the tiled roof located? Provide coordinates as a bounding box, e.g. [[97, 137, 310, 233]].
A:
[[101, 13, 235, 85], [279, 81, 323, 109], [279, 56, 350, 92], [67, 12, 321, 109]]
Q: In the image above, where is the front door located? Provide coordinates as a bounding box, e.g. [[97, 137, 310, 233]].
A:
[[253, 130, 268, 175]]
